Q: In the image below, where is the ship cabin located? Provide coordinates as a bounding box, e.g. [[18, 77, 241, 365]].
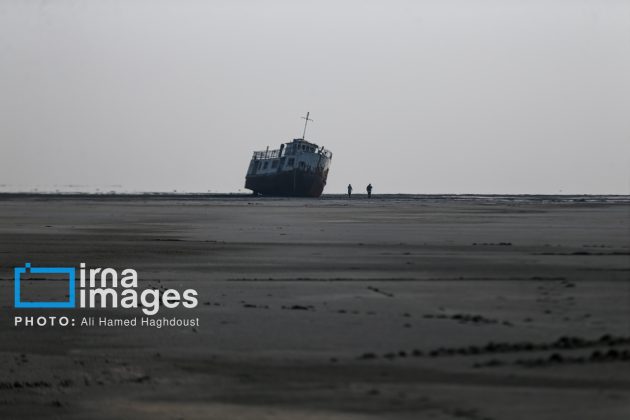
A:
[[247, 138, 332, 177]]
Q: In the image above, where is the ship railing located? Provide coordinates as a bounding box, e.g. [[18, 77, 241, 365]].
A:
[[252, 147, 332, 160], [252, 149, 281, 160]]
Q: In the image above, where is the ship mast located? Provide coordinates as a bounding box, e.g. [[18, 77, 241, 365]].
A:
[[301, 112, 313, 139]]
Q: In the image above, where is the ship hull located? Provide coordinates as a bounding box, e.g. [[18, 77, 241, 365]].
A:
[[245, 169, 327, 197]]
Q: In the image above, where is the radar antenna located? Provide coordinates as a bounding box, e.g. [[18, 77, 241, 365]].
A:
[[301, 112, 314, 139]]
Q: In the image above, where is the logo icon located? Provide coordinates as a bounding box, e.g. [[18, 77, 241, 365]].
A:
[[14, 263, 76, 308]]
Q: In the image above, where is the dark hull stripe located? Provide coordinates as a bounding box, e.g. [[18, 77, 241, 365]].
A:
[[245, 170, 328, 197]]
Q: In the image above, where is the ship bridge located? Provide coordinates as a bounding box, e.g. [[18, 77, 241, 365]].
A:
[[251, 138, 332, 161]]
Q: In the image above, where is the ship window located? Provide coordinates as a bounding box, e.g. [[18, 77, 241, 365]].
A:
[[272, 160, 278, 168], [263, 161, 269, 169], [287, 158, 294, 167]]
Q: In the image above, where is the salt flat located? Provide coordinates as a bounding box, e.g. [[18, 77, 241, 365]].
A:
[[0, 195, 628, 419]]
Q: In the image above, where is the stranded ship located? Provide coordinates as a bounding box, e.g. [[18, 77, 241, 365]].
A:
[[244, 113, 332, 197]]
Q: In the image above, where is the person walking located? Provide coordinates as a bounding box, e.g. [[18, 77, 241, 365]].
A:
[[366, 183, 373, 198], [347, 184, 353, 198]]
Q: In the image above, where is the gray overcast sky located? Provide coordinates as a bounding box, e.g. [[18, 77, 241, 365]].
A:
[[1, 0, 628, 194]]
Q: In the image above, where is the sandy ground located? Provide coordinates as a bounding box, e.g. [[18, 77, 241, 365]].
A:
[[0, 195, 629, 419]]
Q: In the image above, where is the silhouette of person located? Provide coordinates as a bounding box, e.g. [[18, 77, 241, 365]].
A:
[[366, 183, 373, 198], [347, 184, 353, 198]]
